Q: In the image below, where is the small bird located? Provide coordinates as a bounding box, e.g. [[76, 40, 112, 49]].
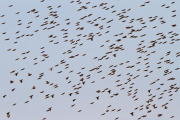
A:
[[6, 112, 10, 118], [49, 67, 53, 71], [130, 112, 134, 116]]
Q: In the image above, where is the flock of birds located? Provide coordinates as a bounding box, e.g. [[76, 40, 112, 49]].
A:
[[0, 0, 180, 120]]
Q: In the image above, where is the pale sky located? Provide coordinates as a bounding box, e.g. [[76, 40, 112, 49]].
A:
[[0, 0, 180, 120]]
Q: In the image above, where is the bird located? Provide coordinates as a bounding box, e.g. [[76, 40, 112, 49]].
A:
[[130, 112, 134, 116], [6, 112, 10, 118]]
